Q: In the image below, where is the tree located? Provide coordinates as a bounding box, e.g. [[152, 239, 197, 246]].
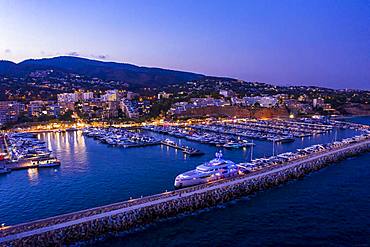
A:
[[59, 110, 74, 121]]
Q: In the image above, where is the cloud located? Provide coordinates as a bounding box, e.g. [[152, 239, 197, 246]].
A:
[[67, 51, 80, 56], [4, 49, 11, 53]]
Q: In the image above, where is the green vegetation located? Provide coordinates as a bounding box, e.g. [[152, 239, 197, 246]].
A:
[[59, 110, 74, 121]]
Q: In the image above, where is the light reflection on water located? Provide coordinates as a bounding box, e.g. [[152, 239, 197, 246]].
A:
[[94, 117, 370, 247], [0, 124, 364, 226], [27, 168, 39, 184]]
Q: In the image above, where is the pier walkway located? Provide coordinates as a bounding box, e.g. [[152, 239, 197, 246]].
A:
[[160, 140, 204, 155], [1, 139, 369, 245]]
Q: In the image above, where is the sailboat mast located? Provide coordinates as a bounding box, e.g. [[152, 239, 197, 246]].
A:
[[250, 140, 254, 161]]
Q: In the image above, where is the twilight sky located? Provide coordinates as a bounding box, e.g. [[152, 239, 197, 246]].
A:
[[0, 0, 369, 89]]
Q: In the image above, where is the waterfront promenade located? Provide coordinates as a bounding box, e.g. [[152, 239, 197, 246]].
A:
[[0, 138, 369, 246]]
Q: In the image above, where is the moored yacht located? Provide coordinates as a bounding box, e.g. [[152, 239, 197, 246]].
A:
[[30, 157, 61, 168], [174, 151, 239, 188]]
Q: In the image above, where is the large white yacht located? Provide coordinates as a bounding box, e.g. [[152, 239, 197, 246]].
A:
[[174, 151, 239, 188]]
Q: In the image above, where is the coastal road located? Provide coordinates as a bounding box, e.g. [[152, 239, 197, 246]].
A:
[[1, 139, 369, 244]]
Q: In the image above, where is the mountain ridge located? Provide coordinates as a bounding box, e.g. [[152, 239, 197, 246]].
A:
[[0, 56, 205, 86]]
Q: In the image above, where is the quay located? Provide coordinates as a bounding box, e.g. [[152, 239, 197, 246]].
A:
[[0, 138, 369, 246], [0, 136, 10, 174], [160, 139, 204, 156], [3, 158, 61, 171], [118, 141, 161, 148]]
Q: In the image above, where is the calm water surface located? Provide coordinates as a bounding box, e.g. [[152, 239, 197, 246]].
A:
[[0, 117, 369, 246], [97, 117, 370, 247]]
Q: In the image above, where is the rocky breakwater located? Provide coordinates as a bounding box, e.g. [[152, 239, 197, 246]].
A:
[[1, 140, 370, 246]]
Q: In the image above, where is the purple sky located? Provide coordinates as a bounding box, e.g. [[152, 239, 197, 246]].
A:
[[0, 0, 369, 89]]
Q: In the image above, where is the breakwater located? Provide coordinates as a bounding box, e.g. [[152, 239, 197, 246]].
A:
[[1, 140, 369, 246]]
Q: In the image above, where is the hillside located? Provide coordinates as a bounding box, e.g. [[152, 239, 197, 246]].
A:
[[0, 56, 204, 87]]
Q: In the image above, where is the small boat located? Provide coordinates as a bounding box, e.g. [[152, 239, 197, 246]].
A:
[[223, 142, 242, 149], [182, 147, 204, 156]]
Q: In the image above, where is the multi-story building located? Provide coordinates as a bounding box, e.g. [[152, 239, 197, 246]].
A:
[[243, 96, 278, 108], [230, 97, 244, 106], [0, 101, 24, 125], [101, 90, 117, 102], [57, 91, 94, 103], [219, 90, 234, 98], [168, 98, 229, 115], [190, 98, 228, 107], [28, 101, 47, 117], [313, 98, 325, 108], [137, 100, 152, 116], [157, 91, 172, 99], [168, 102, 189, 115], [102, 101, 119, 118], [82, 92, 94, 101], [57, 93, 79, 103], [46, 104, 61, 117]]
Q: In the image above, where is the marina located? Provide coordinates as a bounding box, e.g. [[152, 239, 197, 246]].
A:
[[0, 3, 368, 245], [0, 130, 369, 245], [142, 125, 257, 148], [0, 117, 369, 246], [82, 127, 161, 148], [142, 118, 337, 146], [0, 133, 60, 172], [82, 127, 204, 155]]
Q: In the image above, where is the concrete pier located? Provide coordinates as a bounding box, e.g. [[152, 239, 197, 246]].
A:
[[1, 139, 369, 246], [160, 140, 204, 155]]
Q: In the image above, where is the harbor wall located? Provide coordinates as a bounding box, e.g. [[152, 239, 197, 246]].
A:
[[1, 141, 370, 246]]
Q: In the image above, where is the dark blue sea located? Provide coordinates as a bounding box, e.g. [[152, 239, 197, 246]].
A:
[[0, 116, 369, 246]]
